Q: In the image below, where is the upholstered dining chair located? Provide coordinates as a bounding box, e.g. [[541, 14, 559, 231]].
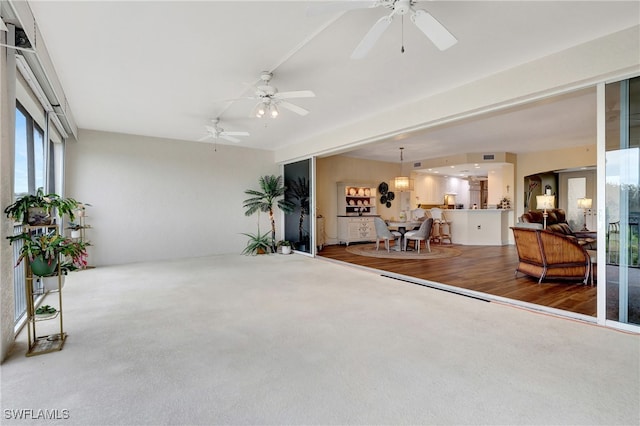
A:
[[404, 218, 433, 253], [374, 217, 401, 252]]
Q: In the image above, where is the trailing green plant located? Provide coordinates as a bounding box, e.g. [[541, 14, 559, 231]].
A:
[[243, 175, 294, 252], [4, 188, 81, 224], [8, 230, 89, 271], [241, 228, 272, 255], [35, 305, 56, 315]]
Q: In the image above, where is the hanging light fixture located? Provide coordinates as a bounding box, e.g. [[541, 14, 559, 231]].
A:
[[254, 99, 279, 119], [269, 103, 279, 118], [393, 147, 414, 192], [254, 102, 267, 118]]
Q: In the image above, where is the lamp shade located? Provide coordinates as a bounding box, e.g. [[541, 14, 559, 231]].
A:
[[577, 198, 592, 209], [536, 194, 555, 210], [393, 176, 414, 192]]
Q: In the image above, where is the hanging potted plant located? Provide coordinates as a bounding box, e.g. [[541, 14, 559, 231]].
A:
[[4, 188, 81, 225]]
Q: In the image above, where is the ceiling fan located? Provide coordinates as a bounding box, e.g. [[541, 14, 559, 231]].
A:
[[228, 71, 315, 118], [309, 0, 458, 59], [198, 118, 249, 143]]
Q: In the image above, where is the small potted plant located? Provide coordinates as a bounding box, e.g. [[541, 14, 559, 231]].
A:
[[277, 240, 292, 255], [241, 228, 272, 255], [4, 188, 81, 225], [68, 222, 83, 239]]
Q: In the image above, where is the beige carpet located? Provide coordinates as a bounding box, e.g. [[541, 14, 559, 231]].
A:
[[346, 242, 462, 259], [1, 254, 638, 425]]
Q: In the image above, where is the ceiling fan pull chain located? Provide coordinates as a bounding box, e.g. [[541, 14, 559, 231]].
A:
[[401, 15, 405, 53]]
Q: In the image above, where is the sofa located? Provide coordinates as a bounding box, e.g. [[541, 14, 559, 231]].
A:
[[519, 209, 596, 249], [511, 227, 592, 285]]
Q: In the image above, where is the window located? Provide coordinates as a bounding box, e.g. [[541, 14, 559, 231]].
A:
[[14, 102, 52, 196]]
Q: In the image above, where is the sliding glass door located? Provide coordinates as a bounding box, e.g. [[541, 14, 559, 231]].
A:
[[284, 159, 312, 253], [604, 76, 640, 326]]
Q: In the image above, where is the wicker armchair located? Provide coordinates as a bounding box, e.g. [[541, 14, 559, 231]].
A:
[[511, 227, 591, 284]]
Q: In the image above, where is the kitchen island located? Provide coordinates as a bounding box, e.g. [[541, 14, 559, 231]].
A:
[[443, 209, 513, 246]]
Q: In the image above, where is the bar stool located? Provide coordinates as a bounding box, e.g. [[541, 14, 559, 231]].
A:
[[430, 208, 452, 244]]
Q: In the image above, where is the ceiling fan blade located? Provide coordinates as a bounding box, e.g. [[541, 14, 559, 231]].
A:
[[220, 134, 241, 143], [197, 135, 211, 142], [278, 101, 310, 116], [351, 14, 393, 59], [221, 131, 249, 137], [306, 0, 377, 17], [410, 9, 457, 51], [274, 90, 316, 99]]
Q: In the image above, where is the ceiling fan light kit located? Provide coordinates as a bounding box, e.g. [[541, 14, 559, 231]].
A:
[[238, 71, 316, 119]]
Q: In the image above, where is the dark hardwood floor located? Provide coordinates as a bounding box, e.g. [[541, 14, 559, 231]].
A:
[[317, 242, 597, 317]]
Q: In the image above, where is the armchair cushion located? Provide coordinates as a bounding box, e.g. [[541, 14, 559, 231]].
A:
[[547, 222, 574, 236]]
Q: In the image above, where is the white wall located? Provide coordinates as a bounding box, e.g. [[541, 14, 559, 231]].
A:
[[65, 130, 278, 266], [488, 163, 514, 206]]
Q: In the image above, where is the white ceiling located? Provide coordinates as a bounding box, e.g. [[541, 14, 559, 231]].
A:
[[22, 1, 640, 166]]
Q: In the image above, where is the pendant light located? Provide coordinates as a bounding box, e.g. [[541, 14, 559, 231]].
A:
[[393, 147, 414, 192]]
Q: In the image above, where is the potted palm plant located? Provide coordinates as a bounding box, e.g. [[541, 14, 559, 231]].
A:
[[4, 188, 81, 225], [243, 175, 294, 253]]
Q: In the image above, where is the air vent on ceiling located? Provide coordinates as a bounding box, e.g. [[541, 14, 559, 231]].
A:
[[483, 154, 495, 161]]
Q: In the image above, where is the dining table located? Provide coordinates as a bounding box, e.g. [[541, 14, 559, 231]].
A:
[[386, 221, 421, 251]]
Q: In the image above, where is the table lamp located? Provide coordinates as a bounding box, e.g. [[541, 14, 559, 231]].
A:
[[577, 198, 592, 231], [536, 194, 555, 229]]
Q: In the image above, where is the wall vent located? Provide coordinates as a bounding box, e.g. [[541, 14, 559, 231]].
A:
[[483, 154, 495, 160]]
